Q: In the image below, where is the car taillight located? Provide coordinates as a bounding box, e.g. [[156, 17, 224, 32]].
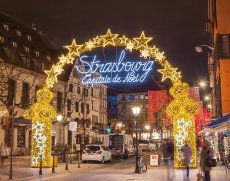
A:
[[96, 150, 102, 154], [82, 150, 87, 154]]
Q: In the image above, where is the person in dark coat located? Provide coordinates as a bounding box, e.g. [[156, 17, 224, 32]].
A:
[[167, 140, 174, 160], [161, 140, 169, 165], [200, 141, 213, 181]]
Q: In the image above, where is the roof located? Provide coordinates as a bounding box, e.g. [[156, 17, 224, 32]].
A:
[[208, 113, 230, 128], [0, 12, 72, 81]]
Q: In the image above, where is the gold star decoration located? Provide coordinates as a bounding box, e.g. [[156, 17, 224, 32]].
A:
[[100, 29, 119, 47], [157, 63, 181, 82], [44, 69, 59, 88], [93, 36, 103, 46], [133, 31, 153, 49], [65, 39, 82, 57], [119, 35, 128, 45]]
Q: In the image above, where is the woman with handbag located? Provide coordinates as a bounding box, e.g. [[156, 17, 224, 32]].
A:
[[200, 141, 213, 181]]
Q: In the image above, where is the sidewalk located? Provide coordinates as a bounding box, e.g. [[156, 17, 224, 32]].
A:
[[0, 156, 229, 181]]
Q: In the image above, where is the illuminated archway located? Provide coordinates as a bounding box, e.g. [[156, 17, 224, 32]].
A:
[[24, 29, 199, 168]]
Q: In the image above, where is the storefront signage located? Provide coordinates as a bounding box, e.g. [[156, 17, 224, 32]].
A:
[[75, 50, 155, 86], [150, 154, 158, 166]]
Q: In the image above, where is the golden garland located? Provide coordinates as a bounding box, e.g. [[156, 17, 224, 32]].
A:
[[24, 29, 199, 168]]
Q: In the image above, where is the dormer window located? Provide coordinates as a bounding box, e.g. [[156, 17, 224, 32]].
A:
[[16, 30, 21, 37], [46, 56, 51, 61], [0, 37, 4, 43], [27, 35, 32, 41], [3, 24, 9, 31], [12, 42, 17, 47], [35, 51, 39, 57], [24, 46, 29, 53]]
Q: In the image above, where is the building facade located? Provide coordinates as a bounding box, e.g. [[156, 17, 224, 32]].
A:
[[113, 92, 171, 140], [0, 12, 108, 155], [207, 0, 230, 117]]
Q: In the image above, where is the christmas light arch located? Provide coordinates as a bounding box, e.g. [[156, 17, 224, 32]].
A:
[[24, 29, 199, 168]]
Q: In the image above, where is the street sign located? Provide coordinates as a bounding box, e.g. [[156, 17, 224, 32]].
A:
[[150, 154, 158, 166], [69, 121, 77, 131], [133, 129, 140, 133]]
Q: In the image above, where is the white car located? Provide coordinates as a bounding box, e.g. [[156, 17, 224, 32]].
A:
[[82, 145, 112, 163]]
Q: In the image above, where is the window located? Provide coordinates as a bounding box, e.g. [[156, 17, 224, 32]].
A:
[[86, 104, 89, 114], [81, 103, 84, 113], [46, 56, 51, 61], [92, 115, 98, 123], [75, 102, 79, 112], [16, 30, 21, 37], [7, 79, 16, 105], [220, 34, 230, 58], [19, 53, 30, 67], [24, 46, 29, 53], [0, 37, 4, 43], [67, 99, 71, 112], [12, 42, 17, 48], [27, 35, 32, 41], [69, 83, 73, 92], [57, 92, 62, 113], [35, 51, 39, 57], [17, 127, 25, 147], [35, 86, 40, 101], [3, 24, 9, 31], [21, 82, 29, 108], [77, 86, 81, 94], [83, 88, 88, 97]]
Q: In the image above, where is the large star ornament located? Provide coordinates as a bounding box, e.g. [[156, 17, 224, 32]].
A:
[[133, 31, 152, 49], [65, 39, 82, 57], [100, 29, 119, 47]]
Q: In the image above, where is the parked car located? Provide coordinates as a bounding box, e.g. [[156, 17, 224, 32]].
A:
[[82, 145, 112, 163]]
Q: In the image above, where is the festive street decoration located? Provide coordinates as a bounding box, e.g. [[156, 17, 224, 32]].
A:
[[24, 87, 56, 167], [24, 29, 199, 168], [76, 50, 155, 86], [148, 90, 167, 123], [166, 82, 199, 168]]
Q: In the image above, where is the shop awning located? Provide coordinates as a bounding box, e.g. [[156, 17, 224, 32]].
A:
[[13, 117, 31, 126], [208, 113, 230, 128], [198, 127, 214, 135]]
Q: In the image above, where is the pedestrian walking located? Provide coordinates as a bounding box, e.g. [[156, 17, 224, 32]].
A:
[[0, 142, 9, 167], [181, 141, 192, 177], [161, 140, 169, 165], [200, 141, 213, 181], [167, 139, 174, 160]]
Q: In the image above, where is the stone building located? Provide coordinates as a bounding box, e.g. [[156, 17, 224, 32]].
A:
[[0, 12, 107, 155]]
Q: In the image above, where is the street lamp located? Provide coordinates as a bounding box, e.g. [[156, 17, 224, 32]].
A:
[[118, 122, 122, 133], [195, 45, 214, 53], [204, 95, 210, 101], [132, 105, 141, 173], [57, 114, 63, 122]]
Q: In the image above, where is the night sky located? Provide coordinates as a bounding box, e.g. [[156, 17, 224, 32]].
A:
[[0, 0, 210, 92]]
